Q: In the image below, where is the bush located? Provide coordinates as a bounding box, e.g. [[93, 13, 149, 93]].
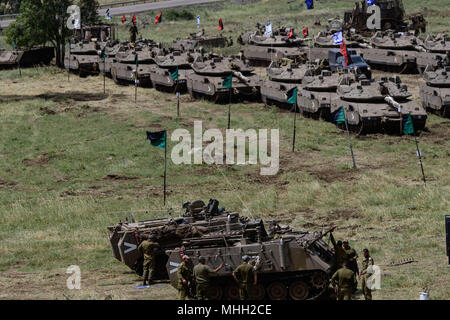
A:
[[164, 9, 195, 21]]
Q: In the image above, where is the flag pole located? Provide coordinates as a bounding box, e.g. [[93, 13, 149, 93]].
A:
[[176, 81, 180, 118], [292, 103, 297, 152], [103, 58, 106, 94], [228, 88, 232, 130], [410, 113, 426, 185], [344, 110, 357, 169], [163, 133, 167, 206]]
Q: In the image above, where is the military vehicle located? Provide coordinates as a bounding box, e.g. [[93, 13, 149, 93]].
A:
[[165, 225, 337, 300], [328, 48, 372, 79], [98, 40, 122, 77], [332, 75, 426, 134], [420, 64, 450, 117], [423, 33, 450, 53], [173, 29, 232, 51], [243, 46, 305, 67], [261, 59, 310, 108], [187, 54, 262, 103], [370, 31, 424, 50], [110, 40, 158, 87], [298, 69, 341, 120], [0, 47, 54, 69], [415, 51, 445, 74], [314, 31, 362, 48], [343, 0, 426, 34], [149, 49, 196, 93], [65, 24, 116, 77], [108, 199, 264, 277]]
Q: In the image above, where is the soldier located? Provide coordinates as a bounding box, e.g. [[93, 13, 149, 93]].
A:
[[232, 256, 257, 300], [330, 233, 346, 269], [359, 248, 374, 300], [177, 255, 193, 300], [444, 50, 450, 67], [193, 256, 224, 300], [343, 240, 359, 276], [129, 22, 138, 44], [137, 234, 160, 286], [331, 261, 356, 300]]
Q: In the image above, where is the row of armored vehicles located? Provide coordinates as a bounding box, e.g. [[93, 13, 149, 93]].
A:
[[108, 199, 337, 300]]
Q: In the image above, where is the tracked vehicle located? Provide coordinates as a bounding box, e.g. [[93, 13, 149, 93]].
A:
[[0, 47, 54, 69], [99, 40, 122, 77], [261, 59, 310, 108], [420, 64, 450, 117], [173, 30, 232, 51], [187, 54, 261, 103], [110, 41, 158, 87], [370, 31, 424, 50], [423, 33, 450, 54], [332, 75, 426, 134], [149, 49, 196, 93], [165, 225, 337, 300]]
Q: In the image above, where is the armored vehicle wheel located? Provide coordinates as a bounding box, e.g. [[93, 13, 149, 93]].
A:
[[210, 286, 223, 300], [248, 284, 265, 300], [289, 281, 309, 300], [311, 272, 328, 289], [225, 285, 240, 300], [267, 282, 287, 300]]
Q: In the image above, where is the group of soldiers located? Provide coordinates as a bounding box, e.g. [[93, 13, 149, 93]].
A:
[[330, 233, 374, 300]]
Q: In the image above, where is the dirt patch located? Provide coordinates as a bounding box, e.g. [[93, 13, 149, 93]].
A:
[[103, 174, 139, 181], [39, 106, 56, 115], [0, 179, 17, 188], [309, 167, 358, 183], [22, 153, 50, 166], [37, 91, 109, 102]]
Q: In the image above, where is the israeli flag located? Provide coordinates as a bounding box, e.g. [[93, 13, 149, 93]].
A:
[[264, 21, 272, 35], [197, 15, 200, 28], [366, 0, 375, 5], [305, 0, 314, 9], [105, 9, 112, 20], [74, 18, 81, 30], [332, 30, 343, 45]]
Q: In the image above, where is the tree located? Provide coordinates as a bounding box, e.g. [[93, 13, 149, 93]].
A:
[[5, 0, 99, 67]]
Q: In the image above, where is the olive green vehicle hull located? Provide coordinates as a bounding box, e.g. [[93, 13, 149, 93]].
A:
[[187, 73, 262, 103], [150, 67, 193, 93], [260, 80, 298, 109], [420, 86, 450, 118], [64, 54, 100, 77], [298, 91, 337, 120], [110, 63, 153, 87], [243, 45, 304, 67], [0, 47, 54, 69]]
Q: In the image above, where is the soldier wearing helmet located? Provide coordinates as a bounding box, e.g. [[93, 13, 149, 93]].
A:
[[177, 255, 193, 300], [137, 234, 160, 286]]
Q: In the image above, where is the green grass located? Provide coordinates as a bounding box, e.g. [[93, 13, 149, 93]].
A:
[[0, 0, 449, 300]]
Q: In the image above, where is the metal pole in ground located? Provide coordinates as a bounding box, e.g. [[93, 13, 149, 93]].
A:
[[292, 103, 297, 152], [344, 116, 357, 169]]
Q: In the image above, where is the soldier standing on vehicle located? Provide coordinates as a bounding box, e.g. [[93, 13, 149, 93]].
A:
[[359, 248, 374, 300], [129, 22, 138, 44], [330, 233, 346, 269], [193, 256, 224, 300], [331, 261, 356, 300], [137, 234, 160, 286], [177, 255, 193, 300], [232, 256, 257, 300]]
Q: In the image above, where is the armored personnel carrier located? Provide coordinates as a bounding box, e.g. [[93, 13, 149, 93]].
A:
[[173, 29, 232, 51], [298, 69, 341, 119], [98, 40, 122, 77], [332, 75, 426, 134], [187, 54, 262, 103], [261, 59, 310, 108], [165, 225, 337, 300], [65, 24, 116, 77], [370, 31, 424, 50], [423, 33, 450, 54], [314, 31, 362, 48], [149, 49, 196, 93], [0, 47, 54, 69], [110, 40, 158, 87], [108, 199, 262, 277], [420, 64, 450, 117]]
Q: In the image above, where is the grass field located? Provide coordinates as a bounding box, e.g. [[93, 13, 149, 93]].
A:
[[0, 0, 449, 300]]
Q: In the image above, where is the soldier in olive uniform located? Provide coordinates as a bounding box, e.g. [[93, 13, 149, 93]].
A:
[[193, 256, 224, 300], [343, 240, 358, 291], [330, 233, 346, 270], [331, 261, 356, 300], [129, 22, 138, 44], [177, 255, 193, 300], [359, 248, 374, 300], [137, 234, 160, 286], [232, 256, 257, 300], [444, 51, 450, 67]]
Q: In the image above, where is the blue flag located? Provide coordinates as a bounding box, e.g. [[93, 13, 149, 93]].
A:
[[366, 0, 375, 5], [105, 8, 112, 20], [197, 15, 200, 28], [305, 0, 314, 9], [332, 30, 343, 45], [265, 21, 272, 35]]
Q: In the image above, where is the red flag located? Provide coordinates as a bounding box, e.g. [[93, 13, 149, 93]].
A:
[[218, 18, 223, 31], [122, 15, 126, 24], [303, 27, 308, 38], [286, 28, 294, 39], [155, 12, 162, 24], [340, 39, 352, 67], [132, 14, 136, 23]]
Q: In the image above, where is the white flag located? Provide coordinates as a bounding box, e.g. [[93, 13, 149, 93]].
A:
[[105, 9, 112, 21], [197, 15, 200, 28], [332, 30, 343, 45], [265, 21, 272, 35]]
